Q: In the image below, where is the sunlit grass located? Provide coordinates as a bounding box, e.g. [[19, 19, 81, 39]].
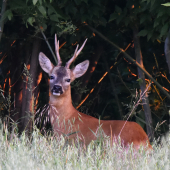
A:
[[0, 126, 169, 170]]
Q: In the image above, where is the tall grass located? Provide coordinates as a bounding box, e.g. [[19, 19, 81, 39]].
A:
[[0, 125, 169, 170]]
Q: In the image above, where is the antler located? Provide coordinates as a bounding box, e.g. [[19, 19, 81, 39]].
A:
[[65, 38, 87, 68], [55, 34, 62, 66]]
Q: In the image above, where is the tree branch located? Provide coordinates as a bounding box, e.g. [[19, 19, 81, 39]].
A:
[[86, 25, 170, 99]]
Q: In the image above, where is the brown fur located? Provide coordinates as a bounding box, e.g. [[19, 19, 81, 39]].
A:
[[39, 36, 152, 150], [49, 87, 152, 150]]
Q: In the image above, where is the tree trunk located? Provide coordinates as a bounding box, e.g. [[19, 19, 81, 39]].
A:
[[10, 46, 24, 132], [73, 45, 103, 105], [164, 30, 170, 128], [0, 0, 7, 42], [133, 26, 154, 141], [21, 36, 41, 134], [164, 30, 170, 74]]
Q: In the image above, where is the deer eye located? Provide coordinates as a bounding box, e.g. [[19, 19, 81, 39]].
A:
[[65, 79, 71, 82], [49, 76, 55, 80]]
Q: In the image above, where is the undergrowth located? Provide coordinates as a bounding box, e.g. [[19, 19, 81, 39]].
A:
[[0, 125, 169, 170]]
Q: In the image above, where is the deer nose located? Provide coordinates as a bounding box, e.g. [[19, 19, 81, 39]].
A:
[[52, 85, 63, 95], [53, 85, 62, 91]]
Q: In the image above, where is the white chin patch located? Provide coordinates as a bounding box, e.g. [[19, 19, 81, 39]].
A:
[[53, 92, 61, 96]]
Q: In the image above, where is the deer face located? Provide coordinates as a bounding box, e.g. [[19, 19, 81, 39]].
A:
[[39, 35, 89, 96], [49, 66, 71, 96]]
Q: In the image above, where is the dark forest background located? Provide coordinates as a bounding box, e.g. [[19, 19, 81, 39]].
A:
[[1, 0, 170, 142]]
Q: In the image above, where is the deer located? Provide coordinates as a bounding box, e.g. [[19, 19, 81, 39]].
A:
[[38, 34, 152, 150]]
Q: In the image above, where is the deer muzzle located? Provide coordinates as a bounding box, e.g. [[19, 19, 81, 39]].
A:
[[51, 85, 63, 96]]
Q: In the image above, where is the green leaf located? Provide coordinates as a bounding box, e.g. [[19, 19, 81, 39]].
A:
[[92, 0, 101, 5], [147, 0, 150, 4], [137, 78, 143, 85], [33, 0, 38, 5], [109, 13, 117, 22], [162, 15, 168, 24], [74, 0, 81, 5], [40, 23, 47, 30], [147, 31, 153, 41], [27, 17, 35, 26], [1, 10, 12, 21], [38, 0, 42, 5], [99, 17, 107, 27], [162, 3, 170, 6], [48, 5, 56, 15], [50, 25, 56, 35], [140, 14, 148, 24], [153, 20, 159, 28], [151, 0, 155, 8], [116, 14, 124, 24], [124, 18, 130, 26], [138, 30, 148, 36], [47, 5, 63, 18], [82, 0, 88, 4], [7, 12, 13, 20], [93, 6, 100, 17], [49, 14, 59, 22], [115, 5, 122, 13], [157, 11, 164, 18], [38, 6, 46, 16], [71, 6, 77, 15], [80, 7, 85, 14], [81, 14, 87, 22], [160, 23, 168, 37]]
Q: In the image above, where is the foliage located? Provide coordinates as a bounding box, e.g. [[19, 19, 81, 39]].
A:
[[2, 0, 76, 36], [1, 0, 170, 138], [162, 2, 170, 6], [108, 0, 170, 41]]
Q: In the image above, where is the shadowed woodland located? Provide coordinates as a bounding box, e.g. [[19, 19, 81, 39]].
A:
[[1, 0, 170, 143]]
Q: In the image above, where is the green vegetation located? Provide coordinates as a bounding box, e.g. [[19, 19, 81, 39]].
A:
[[0, 126, 169, 170]]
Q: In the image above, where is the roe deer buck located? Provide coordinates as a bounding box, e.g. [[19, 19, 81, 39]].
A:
[[39, 34, 152, 149]]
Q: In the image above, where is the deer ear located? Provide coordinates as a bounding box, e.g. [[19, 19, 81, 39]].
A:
[[72, 60, 89, 79], [39, 52, 54, 74]]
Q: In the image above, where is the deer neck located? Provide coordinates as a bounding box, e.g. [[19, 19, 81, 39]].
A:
[[49, 87, 76, 120]]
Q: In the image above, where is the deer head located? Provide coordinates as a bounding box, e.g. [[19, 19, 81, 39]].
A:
[[39, 35, 89, 97]]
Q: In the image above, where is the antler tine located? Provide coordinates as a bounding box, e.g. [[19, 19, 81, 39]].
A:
[[76, 38, 87, 56], [55, 34, 62, 66], [65, 44, 79, 68], [65, 38, 88, 68]]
